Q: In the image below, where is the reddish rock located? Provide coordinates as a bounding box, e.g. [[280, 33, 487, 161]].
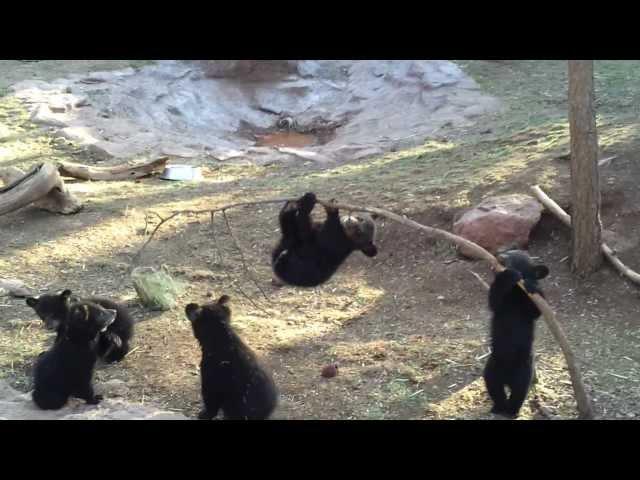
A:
[[321, 363, 339, 379], [453, 194, 543, 257]]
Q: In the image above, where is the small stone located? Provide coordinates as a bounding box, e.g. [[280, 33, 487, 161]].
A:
[[74, 97, 90, 108], [463, 105, 485, 118], [30, 106, 68, 128], [85, 142, 113, 159], [48, 104, 66, 114], [321, 363, 339, 378]]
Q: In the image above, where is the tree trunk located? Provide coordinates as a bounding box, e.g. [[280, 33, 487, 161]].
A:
[[568, 60, 602, 276]]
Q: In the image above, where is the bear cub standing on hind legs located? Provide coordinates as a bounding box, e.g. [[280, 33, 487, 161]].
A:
[[484, 249, 549, 419], [32, 301, 116, 410], [185, 295, 279, 420], [272, 192, 378, 287], [26, 290, 134, 364]]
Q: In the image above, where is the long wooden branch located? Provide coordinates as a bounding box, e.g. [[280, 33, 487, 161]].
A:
[[531, 185, 640, 285], [135, 196, 594, 419], [57, 157, 168, 181]]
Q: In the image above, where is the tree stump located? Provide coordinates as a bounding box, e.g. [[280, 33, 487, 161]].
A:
[[0, 163, 83, 216]]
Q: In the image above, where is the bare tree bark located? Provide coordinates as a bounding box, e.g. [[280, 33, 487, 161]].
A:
[[568, 60, 602, 275]]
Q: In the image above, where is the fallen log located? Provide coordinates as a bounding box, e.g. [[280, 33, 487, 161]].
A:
[[0, 163, 82, 216], [57, 156, 169, 181]]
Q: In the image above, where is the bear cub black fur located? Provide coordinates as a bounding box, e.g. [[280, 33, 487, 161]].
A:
[[186, 295, 278, 420], [26, 289, 134, 363], [32, 300, 116, 410], [272, 192, 378, 287], [484, 250, 549, 418]]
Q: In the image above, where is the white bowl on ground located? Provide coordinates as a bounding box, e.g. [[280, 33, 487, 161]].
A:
[[160, 164, 203, 181]]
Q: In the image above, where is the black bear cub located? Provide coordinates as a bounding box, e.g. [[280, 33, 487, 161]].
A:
[[32, 300, 116, 410], [26, 289, 134, 363], [272, 192, 378, 287], [484, 250, 549, 419], [186, 295, 278, 420]]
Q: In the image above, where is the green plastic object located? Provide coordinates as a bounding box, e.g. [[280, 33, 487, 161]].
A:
[[131, 265, 184, 311]]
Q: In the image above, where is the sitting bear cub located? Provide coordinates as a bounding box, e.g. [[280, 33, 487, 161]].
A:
[[26, 289, 134, 363], [185, 295, 279, 420], [32, 300, 116, 410]]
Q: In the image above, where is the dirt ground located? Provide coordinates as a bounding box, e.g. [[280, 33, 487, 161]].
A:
[[1, 60, 639, 420]]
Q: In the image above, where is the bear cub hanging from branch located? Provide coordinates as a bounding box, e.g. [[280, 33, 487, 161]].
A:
[[484, 250, 549, 419], [272, 192, 378, 287], [26, 290, 134, 364]]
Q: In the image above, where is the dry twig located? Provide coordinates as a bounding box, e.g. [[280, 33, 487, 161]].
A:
[[469, 271, 490, 290], [210, 213, 269, 315], [221, 210, 269, 301], [530, 395, 556, 419]]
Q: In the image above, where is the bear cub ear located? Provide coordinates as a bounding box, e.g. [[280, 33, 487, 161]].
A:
[[185, 303, 201, 322], [26, 296, 40, 308], [533, 265, 549, 280], [217, 295, 231, 306], [99, 308, 117, 332], [60, 290, 73, 304]]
